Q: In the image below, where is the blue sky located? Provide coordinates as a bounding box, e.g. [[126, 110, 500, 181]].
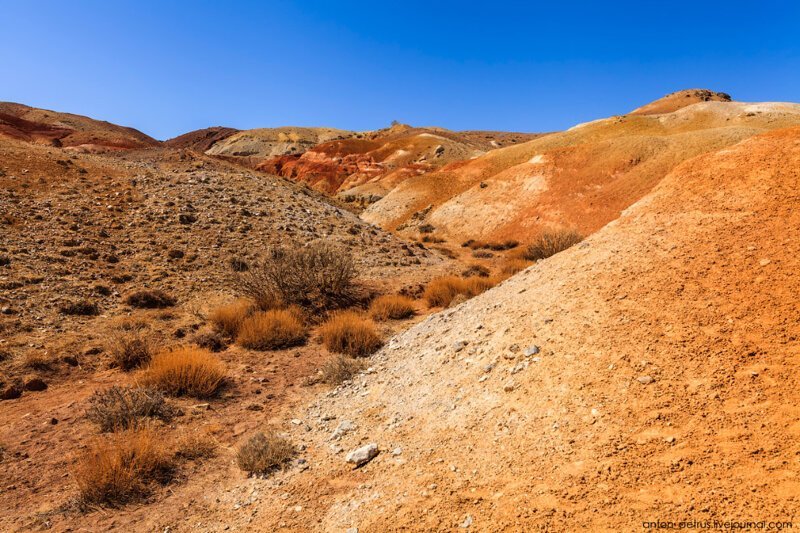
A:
[[2, 1, 799, 139]]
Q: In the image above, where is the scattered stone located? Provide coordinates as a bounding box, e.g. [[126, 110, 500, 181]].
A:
[[453, 340, 468, 352], [330, 420, 355, 440], [524, 345, 540, 356], [503, 381, 515, 392], [665, 436, 676, 444], [392, 447, 403, 456], [637, 376, 654, 385], [460, 515, 474, 528], [345, 443, 379, 467]]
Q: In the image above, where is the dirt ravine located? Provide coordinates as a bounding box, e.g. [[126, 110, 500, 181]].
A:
[[195, 127, 799, 531]]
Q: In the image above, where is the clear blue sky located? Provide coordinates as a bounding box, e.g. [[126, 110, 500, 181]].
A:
[[2, 1, 799, 140]]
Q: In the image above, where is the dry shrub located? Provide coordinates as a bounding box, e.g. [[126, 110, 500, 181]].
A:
[[209, 298, 253, 337], [75, 426, 174, 506], [236, 242, 356, 312], [423, 276, 467, 307], [320, 311, 382, 357], [368, 294, 416, 321], [174, 430, 217, 460], [423, 275, 498, 307], [462, 239, 519, 251], [125, 290, 176, 309], [139, 347, 226, 398], [320, 355, 365, 384], [462, 263, 490, 278], [192, 330, 228, 352], [500, 257, 532, 276], [463, 276, 497, 297], [108, 329, 154, 371], [236, 308, 307, 350], [236, 431, 294, 476], [523, 229, 583, 261], [86, 386, 177, 432]]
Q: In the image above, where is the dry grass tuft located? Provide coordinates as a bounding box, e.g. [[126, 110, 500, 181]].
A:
[[320, 311, 383, 357], [462, 263, 491, 278], [463, 276, 498, 297], [236, 242, 356, 312], [523, 229, 583, 261], [139, 347, 226, 398], [236, 431, 294, 476], [423, 275, 498, 307], [174, 430, 217, 460], [209, 298, 254, 337], [368, 294, 416, 321], [500, 257, 532, 276], [75, 426, 174, 507], [108, 329, 154, 371], [86, 386, 177, 432], [236, 308, 308, 350], [320, 355, 365, 384], [423, 276, 467, 307]]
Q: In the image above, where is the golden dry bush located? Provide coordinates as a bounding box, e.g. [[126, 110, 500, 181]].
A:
[[74, 426, 174, 506], [423, 276, 468, 307], [108, 329, 154, 371], [236, 431, 294, 476], [320, 311, 382, 357], [368, 294, 416, 321], [209, 298, 253, 337], [523, 229, 583, 261], [139, 347, 226, 398], [174, 430, 217, 460], [463, 276, 498, 297], [236, 307, 308, 350], [500, 257, 532, 276]]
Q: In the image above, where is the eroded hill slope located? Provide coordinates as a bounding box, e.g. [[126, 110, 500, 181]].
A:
[[0, 102, 159, 151], [228, 126, 800, 531], [362, 93, 800, 244]]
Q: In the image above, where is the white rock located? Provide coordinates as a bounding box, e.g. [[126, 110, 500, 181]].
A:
[[346, 443, 379, 466]]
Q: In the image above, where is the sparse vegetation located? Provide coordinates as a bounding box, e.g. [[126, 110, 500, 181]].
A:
[[86, 386, 177, 432], [369, 294, 416, 321], [320, 311, 383, 357], [320, 355, 365, 384], [236, 431, 294, 476], [423, 275, 498, 307], [209, 298, 253, 337], [462, 239, 519, 251], [75, 427, 175, 506], [423, 276, 467, 307], [236, 308, 308, 350], [125, 290, 176, 309], [523, 229, 583, 261], [462, 263, 490, 278], [500, 257, 532, 276], [174, 430, 217, 460], [236, 242, 356, 312], [108, 329, 154, 371], [139, 347, 226, 398]]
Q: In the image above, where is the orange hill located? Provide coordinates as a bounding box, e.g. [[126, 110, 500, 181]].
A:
[[362, 91, 800, 244]]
